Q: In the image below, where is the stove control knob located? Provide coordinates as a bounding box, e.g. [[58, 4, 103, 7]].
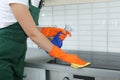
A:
[[63, 77, 70, 80]]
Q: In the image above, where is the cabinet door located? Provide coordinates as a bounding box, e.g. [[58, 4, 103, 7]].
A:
[[23, 67, 46, 80]]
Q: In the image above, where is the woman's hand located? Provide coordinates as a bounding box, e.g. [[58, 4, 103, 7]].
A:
[[49, 45, 90, 68], [39, 27, 71, 40]]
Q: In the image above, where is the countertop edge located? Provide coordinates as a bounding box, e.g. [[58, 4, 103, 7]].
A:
[[25, 62, 120, 78]]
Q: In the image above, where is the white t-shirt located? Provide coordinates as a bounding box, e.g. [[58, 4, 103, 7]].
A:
[[0, 0, 41, 28]]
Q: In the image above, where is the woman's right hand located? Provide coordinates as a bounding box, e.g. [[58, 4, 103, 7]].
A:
[[49, 45, 90, 68]]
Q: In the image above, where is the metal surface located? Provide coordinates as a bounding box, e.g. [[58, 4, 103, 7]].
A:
[[57, 50, 120, 71], [25, 48, 54, 64], [25, 48, 120, 78], [25, 62, 120, 78]]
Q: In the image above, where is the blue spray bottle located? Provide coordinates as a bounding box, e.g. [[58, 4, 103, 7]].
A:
[[51, 25, 72, 48]]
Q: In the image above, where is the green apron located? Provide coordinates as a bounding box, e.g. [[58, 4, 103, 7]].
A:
[[0, 0, 41, 80]]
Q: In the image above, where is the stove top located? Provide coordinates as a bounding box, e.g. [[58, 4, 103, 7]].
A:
[[49, 50, 120, 71]]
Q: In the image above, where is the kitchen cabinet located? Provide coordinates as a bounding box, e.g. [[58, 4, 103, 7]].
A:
[[23, 67, 46, 80]]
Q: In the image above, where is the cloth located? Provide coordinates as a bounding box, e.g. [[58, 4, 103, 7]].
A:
[[0, 0, 40, 28], [0, 0, 41, 80]]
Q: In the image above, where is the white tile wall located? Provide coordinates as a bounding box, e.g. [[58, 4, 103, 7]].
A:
[[28, 0, 120, 53]]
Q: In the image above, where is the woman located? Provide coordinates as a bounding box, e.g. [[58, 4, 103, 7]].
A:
[[0, 0, 90, 80]]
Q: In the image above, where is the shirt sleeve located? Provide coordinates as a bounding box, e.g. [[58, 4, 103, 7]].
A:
[[8, 0, 28, 6]]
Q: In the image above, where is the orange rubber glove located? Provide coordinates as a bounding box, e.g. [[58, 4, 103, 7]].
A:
[[59, 31, 71, 40], [49, 45, 90, 68], [40, 27, 71, 40]]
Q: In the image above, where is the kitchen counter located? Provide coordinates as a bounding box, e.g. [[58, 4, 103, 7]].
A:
[[25, 62, 120, 78], [25, 48, 120, 78]]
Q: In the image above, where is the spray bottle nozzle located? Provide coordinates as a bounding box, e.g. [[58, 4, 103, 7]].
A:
[[64, 25, 73, 32]]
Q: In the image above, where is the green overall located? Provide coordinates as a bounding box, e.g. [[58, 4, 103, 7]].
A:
[[0, 0, 41, 80]]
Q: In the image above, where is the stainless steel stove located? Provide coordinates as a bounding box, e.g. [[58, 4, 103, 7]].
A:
[[25, 48, 120, 80]]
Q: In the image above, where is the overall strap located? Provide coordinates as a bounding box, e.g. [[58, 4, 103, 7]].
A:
[[38, 0, 44, 8], [28, 0, 32, 6], [29, 0, 43, 8]]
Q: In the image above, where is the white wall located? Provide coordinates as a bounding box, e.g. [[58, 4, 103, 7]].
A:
[[28, 0, 120, 53], [37, 0, 120, 53]]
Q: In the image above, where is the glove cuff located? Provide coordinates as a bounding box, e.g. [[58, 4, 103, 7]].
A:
[[49, 45, 62, 58]]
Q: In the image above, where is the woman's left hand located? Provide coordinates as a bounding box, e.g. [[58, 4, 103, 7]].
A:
[[39, 27, 71, 40]]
